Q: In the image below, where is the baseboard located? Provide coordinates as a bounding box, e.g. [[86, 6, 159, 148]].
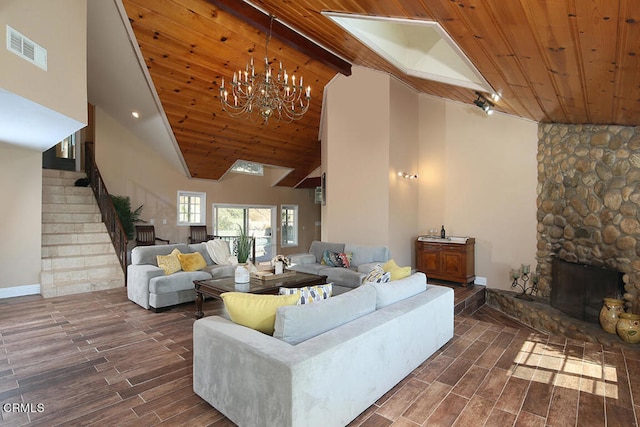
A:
[[0, 284, 41, 299]]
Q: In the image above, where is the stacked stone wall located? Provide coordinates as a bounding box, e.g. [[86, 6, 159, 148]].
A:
[[537, 124, 640, 312]]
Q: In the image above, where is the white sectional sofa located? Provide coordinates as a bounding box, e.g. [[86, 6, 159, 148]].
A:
[[288, 241, 390, 294], [127, 243, 235, 310], [193, 272, 454, 427]]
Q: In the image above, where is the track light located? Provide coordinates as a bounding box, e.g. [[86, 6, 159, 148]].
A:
[[473, 92, 495, 115]]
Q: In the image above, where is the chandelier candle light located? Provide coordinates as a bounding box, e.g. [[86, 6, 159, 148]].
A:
[[219, 15, 311, 124]]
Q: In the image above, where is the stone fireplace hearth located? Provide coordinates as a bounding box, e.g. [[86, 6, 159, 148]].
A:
[[486, 288, 639, 349], [536, 124, 640, 313]]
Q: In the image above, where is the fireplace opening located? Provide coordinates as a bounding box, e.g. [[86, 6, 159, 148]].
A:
[[551, 258, 624, 323]]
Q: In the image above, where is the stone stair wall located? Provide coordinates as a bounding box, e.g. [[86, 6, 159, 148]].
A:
[[41, 169, 124, 297]]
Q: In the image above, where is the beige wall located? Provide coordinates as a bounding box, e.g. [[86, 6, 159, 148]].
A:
[[324, 67, 391, 246], [323, 67, 419, 266], [0, 144, 42, 289], [94, 107, 320, 256], [323, 68, 538, 288], [1, 0, 87, 124], [418, 95, 539, 290], [389, 78, 420, 265]]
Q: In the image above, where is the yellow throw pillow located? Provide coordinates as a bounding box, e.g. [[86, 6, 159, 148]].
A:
[[157, 248, 182, 275], [221, 292, 300, 334], [177, 251, 207, 271], [382, 259, 411, 281]]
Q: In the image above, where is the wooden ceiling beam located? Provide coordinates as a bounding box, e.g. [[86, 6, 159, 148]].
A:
[[205, 0, 352, 76]]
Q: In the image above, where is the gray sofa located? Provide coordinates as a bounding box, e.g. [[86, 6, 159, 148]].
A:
[[127, 243, 235, 310], [193, 272, 454, 427], [288, 241, 390, 294]]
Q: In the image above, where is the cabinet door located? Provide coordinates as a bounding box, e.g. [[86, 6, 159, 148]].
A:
[[422, 249, 440, 273], [415, 243, 440, 274], [441, 251, 464, 278]]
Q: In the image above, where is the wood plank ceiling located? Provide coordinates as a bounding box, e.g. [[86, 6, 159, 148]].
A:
[[122, 0, 640, 186]]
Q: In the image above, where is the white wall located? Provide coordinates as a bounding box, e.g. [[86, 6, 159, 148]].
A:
[[0, 144, 42, 290], [418, 95, 539, 290]]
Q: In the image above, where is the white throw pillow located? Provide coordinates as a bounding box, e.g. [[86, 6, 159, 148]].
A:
[[205, 239, 232, 265]]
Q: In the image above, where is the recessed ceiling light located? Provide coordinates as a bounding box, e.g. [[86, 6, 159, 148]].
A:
[[131, 111, 140, 119]]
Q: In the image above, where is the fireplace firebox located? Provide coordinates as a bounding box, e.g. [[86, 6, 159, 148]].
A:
[[551, 258, 624, 323]]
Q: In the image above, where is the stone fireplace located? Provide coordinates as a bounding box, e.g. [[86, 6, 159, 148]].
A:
[[536, 124, 640, 313], [486, 124, 640, 347]]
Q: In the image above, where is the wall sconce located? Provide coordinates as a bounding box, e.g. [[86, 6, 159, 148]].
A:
[[398, 171, 419, 179], [473, 92, 495, 115]]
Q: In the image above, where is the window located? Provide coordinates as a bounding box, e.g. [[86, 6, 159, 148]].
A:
[[281, 205, 298, 247], [177, 191, 206, 225], [213, 204, 276, 261]]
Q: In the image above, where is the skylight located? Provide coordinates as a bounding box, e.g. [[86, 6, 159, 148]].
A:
[[323, 13, 494, 93], [230, 160, 264, 176]]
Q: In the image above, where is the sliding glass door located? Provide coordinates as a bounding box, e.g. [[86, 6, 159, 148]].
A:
[[213, 204, 276, 262]]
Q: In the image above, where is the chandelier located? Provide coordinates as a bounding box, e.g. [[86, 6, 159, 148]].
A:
[[219, 16, 311, 124]]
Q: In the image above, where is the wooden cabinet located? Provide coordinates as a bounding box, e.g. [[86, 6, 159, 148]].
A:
[[415, 237, 475, 285]]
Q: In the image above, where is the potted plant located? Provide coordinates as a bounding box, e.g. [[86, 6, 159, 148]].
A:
[[235, 225, 253, 264], [111, 195, 143, 240]]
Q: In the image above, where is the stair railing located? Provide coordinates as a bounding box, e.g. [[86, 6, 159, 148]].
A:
[[84, 142, 128, 280]]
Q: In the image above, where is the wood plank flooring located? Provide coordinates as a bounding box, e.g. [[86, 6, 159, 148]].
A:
[[0, 286, 638, 426]]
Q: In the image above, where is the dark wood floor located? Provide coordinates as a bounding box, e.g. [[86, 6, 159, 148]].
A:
[[0, 285, 638, 426]]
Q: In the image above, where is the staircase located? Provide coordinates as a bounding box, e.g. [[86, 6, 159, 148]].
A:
[[41, 169, 124, 297]]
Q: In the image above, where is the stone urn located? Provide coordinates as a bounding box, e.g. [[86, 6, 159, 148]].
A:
[[616, 313, 640, 344], [599, 298, 626, 334]]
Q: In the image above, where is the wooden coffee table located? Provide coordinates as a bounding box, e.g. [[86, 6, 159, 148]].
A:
[[193, 271, 327, 318]]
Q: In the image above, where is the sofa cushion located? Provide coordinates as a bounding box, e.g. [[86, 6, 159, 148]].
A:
[[323, 267, 364, 289], [273, 283, 377, 345], [321, 250, 352, 268], [345, 244, 390, 267], [149, 270, 211, 294], [131, 244, 190, 266], [279, 283, 333, 304], [201, 264, 235, 279], [362, 264, 391, 284], [221, 293, 300, 334], [187, 243, 214, 265], [371, 272, 427, 309], [383, 259, 411, 281], [309, 241, 344, 264], [157, 248, 182, 275], [288, 263, 330, 276], [177, 251, 207, 271]]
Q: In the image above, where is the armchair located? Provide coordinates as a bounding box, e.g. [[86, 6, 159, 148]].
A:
[[135, 225, 170, 246], [188, 225, 214, 244]]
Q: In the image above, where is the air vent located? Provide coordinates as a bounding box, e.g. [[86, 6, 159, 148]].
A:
[[6, 26, 47, 70]]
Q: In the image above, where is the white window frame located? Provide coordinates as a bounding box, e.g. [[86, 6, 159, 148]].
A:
[[177, 191, 206, 226], [281, 204, 298, 247]]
